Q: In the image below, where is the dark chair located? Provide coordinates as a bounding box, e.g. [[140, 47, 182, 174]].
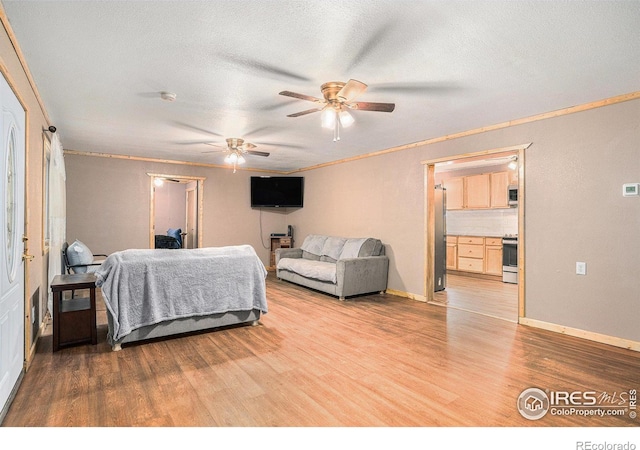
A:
[[61, 241, 108, 299], [62, 241, 108, 274], [154, 235, 181, 249]]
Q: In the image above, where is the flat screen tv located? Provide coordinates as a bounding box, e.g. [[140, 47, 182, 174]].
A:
[[250, 176, 304, 208]]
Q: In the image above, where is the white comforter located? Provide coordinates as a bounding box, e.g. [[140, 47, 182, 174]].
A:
[[95, 245, 268, 342]]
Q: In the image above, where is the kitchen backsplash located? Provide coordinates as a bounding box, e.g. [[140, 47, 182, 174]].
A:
[[446, 208, 518, 236]]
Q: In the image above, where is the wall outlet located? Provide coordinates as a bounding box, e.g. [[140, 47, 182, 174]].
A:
[[576, 262, 587, 275]]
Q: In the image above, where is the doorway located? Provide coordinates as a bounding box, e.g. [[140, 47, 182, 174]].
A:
[[148, 174, 205, 249], [423, 144, 528, 322]]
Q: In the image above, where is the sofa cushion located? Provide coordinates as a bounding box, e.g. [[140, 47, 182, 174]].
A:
[[339, 238, 367, 259], [300, 235, 328, 256], [358, 238, 383, 257], [338, 238, 383, 259], [321, 236, 347, 261], [277, 258, 337, 284], [302, 250, 321, 261]]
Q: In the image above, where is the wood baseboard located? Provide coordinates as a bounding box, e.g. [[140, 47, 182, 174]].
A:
[[447, 270, 503, 282], [386, 289, 427, 302], [519, 317, 640, 352]]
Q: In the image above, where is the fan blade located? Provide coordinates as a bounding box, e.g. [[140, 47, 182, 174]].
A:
[[369, 82, 462, 94], [203, 142, 228, 148], [217, 52, 312, 82], [243, 142, 257, 150], [246, 150, 270, 157], [287, 107, 323, 117], [202, 149, 227, 154], [350, 101, 395, 112], [337, 79, 367, 102], [279, 91, 324, 103], [256, 141, 305, 149]]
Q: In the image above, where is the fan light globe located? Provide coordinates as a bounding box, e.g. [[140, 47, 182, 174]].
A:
[[339, 110, 355, 128], [321, 107, 336, 129], [237, 154, 246, 164], [154, 178, 164, 187]]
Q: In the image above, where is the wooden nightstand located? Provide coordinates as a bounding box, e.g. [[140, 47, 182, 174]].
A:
[[51, 273, 97, 352], [270, 236, 293, 268]]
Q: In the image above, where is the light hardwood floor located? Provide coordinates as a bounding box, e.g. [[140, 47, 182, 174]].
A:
[[432, 274, 518, 322], [2, 273, 638, 427]]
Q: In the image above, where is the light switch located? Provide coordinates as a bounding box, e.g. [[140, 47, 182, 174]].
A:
[[576, 262, 586, 275]]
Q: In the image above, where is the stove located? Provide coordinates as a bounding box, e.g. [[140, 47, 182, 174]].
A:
[[502, 235, 518, 284]]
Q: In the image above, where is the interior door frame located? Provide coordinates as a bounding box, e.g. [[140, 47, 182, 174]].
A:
[[421, 143, 530, 322], [185, 185, 197, 249], [147, 173, 205, 249]]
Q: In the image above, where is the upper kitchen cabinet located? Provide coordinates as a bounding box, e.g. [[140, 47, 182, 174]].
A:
[[465, 173, 491, 208], [490, 172, 510, 208], [443, 171, 513, 210], [444, 177, 464, 209]]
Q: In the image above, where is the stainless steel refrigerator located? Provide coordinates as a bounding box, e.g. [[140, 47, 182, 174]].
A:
[[434, 184, 446, 292]]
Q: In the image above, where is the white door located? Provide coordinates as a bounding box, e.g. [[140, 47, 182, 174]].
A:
[[0, 72, 25, 413]]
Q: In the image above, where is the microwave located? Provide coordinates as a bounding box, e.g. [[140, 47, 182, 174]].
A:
[[508, 185, 518, 207]]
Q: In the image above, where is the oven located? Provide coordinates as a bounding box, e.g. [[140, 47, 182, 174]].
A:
[[502, 236, 518, 284]]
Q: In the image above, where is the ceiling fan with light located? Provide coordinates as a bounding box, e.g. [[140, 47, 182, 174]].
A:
[[203, 138, 270, 173], [279, 79, 395, 141]]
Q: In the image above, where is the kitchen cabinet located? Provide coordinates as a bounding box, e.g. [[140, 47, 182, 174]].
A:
[[444, 171, 512, 210], [446, 236, 457, 270], [490, 172, 510, 208], [456, 236, 485, 273], [448, 235, 503, 277], [444, 177, 464, 210], [464, 174, 491, 209], [484, 238, 503, 275]]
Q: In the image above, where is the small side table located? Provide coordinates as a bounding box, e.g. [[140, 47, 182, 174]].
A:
[[51, 273, 97, 352]]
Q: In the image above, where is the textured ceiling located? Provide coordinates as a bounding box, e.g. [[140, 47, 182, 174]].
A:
[[3, 1, 640, 172]]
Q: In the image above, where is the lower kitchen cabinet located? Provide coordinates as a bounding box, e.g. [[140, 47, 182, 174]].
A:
[[484, 238, 503, 276], [447, 235, 503, 277], [446, 236, 458, 270]]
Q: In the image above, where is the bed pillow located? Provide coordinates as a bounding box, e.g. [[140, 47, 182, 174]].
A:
[[66, 240, 94, 273], [167, 228, 182, 247]]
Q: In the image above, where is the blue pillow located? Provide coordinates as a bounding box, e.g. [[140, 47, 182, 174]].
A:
[[167, 228, 182, 247]]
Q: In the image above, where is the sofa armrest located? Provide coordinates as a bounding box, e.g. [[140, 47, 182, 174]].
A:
[[275, 247, 303, 265], [336, 255, 389, 298]]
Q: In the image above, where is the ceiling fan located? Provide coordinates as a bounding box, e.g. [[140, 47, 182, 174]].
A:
[[279, 79, 395, 141], [203, 138, 270, 173]]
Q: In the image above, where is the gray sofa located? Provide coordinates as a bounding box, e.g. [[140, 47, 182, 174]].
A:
[[275, 234, 389, 300]]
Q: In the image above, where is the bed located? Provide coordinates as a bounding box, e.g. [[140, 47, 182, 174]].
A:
[[94, 244, 268, 351]]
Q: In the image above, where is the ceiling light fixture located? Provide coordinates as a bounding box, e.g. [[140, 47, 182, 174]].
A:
[[280, 80, 395, 143], [322, 105, 355, 141], [153, 177, 164, 187], [508, 156, 518, 170], [224, 150, 246, 173]]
